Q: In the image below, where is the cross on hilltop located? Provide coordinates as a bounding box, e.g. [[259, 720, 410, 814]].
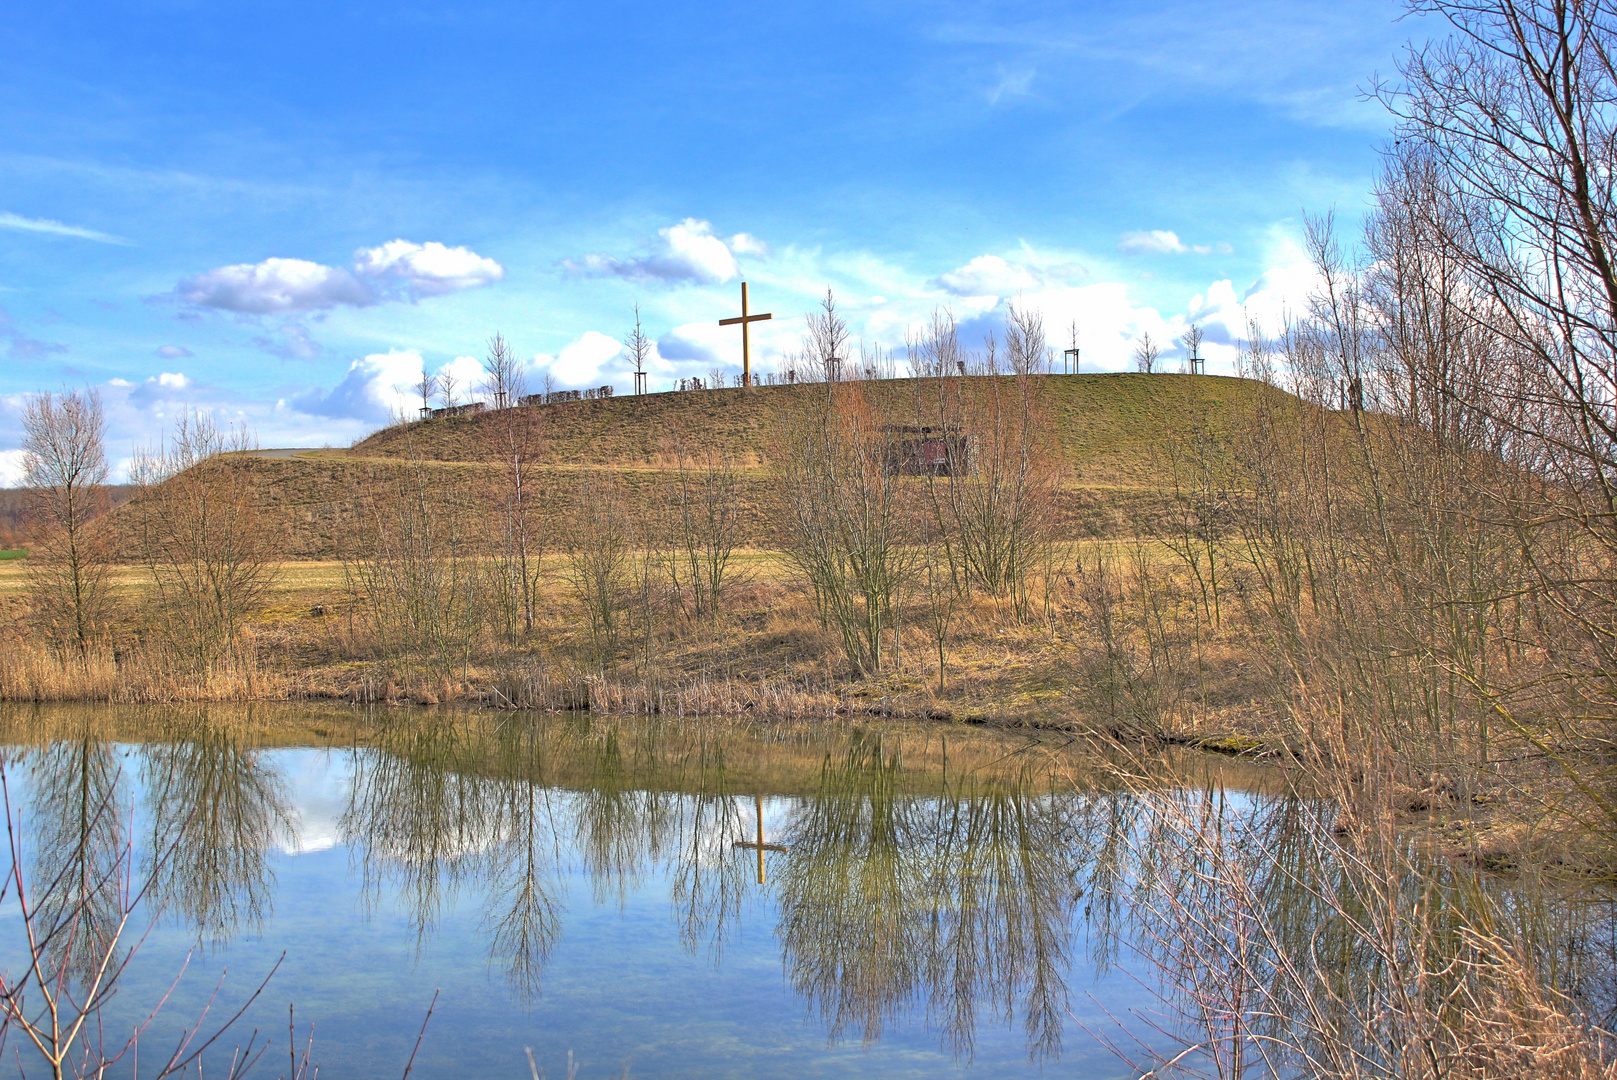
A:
[[719, 282, 772, 387]]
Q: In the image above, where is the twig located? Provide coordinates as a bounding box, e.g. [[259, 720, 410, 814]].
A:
[[398, 988, 440, 1080]]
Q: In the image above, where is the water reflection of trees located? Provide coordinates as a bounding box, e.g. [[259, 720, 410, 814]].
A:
[[774, 732, 1088, 1061], [8, 706, 1610, 1072], [10, 707, 294, 973], [140, 717, 295, 941], [1104, 784, 1617, 1077], [342, 719, 757, 1003], [22, 733, 127, 981]]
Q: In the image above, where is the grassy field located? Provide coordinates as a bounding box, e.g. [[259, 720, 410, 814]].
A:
[[0, 373, 1300, 733], [0, 550, 26, 561]]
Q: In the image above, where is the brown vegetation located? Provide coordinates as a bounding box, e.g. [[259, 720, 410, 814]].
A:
[[20, 391, 117, 653], [4, 0, 1617, 1065]]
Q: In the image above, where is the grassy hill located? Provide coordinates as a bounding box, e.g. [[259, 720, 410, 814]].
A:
[[354, 373, 1272, 481], [107, 373, 1290, 560]]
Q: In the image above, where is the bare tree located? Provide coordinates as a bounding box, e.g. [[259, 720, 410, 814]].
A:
[[129, 413, 280, 670], [1181, 325, 1204, 373], [907, 310, 963, 378], [486, 393, 550, 640], [626, 305, 652, 394], [21, 390, 114, 654], [920, 532, 957, 692], [343, 437, 486, 682], [664, 441, 750, 624], [562, 474, 635, 668], [1134, 331, 1160, 374], [0, 763, 283, 1080], [1377, 0, 1617, 659], [805, 289, 850, 384], [413, 369, 438, 419], [775, 293, 919, 674], [911, 308, 1062, 617], [1006, 300, 1048, 375], [483, 332, 524, 409], [438, 369, 459, 410]]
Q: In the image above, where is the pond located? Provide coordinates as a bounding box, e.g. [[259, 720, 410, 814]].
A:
[[0, 705, 1607, 1079]]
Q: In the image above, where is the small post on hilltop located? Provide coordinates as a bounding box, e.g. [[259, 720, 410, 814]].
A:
[[826, 355, 843, 382], [719, 282, 773, 388], [733, 794, 788, 885], [1064, 321, 1080, 375]]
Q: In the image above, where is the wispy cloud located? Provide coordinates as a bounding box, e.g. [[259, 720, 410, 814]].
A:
[[0, 307, 66, 359], [987, 67, 1036, 105], [1118, 230, 1231, 256], [0, 211, 130, 245]]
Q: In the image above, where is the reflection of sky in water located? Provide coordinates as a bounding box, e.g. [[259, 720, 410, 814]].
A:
[[0, 737, 1168, 1079], [264, 747, 354, 854]]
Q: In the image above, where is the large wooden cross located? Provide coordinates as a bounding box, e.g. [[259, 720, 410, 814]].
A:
[[719, 281, 771, 387], [732, 793, 788, 884]]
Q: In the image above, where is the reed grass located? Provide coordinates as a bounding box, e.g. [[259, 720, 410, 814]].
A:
[[0, 639, 284, 704]]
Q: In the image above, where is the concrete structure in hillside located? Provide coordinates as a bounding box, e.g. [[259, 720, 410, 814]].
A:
[[882, 425, 973, 476]]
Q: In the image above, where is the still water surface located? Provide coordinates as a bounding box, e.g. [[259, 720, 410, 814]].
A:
[[0, 705, 1599, 1079]]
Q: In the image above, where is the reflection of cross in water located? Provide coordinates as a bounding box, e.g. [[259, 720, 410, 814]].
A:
[[732, 794, 788, 885]]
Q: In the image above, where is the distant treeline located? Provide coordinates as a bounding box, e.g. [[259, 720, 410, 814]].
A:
[[0, 485, 135, 550]]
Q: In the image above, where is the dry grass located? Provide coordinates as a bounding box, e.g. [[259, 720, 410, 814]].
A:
[[0, 640, 283, 703]]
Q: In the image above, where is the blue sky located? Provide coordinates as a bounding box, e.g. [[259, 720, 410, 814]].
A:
[[0, 0, 1420, 479]]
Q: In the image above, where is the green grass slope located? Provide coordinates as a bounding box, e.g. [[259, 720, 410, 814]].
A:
[[86, 374, 1294, 561], [353, 373, 1278, 487]]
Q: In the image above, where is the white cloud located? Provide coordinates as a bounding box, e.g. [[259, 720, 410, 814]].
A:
[[651, 318, 802, 383], [656, 322, 730, 368], [176, 257, 373, 314], [568, 219, 747, 284], [0, 449, 26, 487], [531, 331, 624, 386], [0, 211, 129, 245], [1118, 230, 1229, 257], [939, 235, 1319, 376], [433, 355, 489, 401], [1120, 230, 1194, 255], [352, 240, 505, 297], [952, 281, 1174, 371], [175, 240, 503, 316], [937, 255, 1045, 297], [155, 344, 193, 359], [292, 349, 424, 422], [0, 371, 395, 479], [1184, 245, 1321, 343]]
